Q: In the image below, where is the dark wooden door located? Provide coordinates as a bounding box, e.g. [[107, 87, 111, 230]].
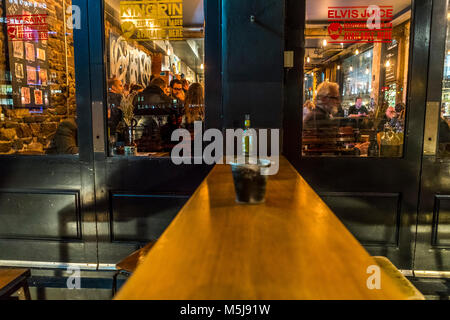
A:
[[284, 0, 433, 270], [89, 0, 218, 266], [0, 0, 98, 266], [414, 0, 450, 273]]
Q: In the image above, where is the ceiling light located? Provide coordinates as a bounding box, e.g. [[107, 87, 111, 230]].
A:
[[337, 65, 340, 70], [306, 56, 310, 63], [200, 63, 204, 70], [323, 39, 327, 47], [385, 60, 390, 67], [355, 49, 359, 55]]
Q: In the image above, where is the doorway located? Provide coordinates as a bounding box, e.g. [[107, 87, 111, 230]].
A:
[[284, 0, 438, 270]]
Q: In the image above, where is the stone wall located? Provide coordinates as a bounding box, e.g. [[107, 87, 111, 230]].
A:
[[0, 0, 76, 155]]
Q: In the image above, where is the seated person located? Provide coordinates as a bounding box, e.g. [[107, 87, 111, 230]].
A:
[[303, 81, 341, 128], [303, 82, 369, 155], [377, 106, 403, 132], [348, 97, 369, 118]]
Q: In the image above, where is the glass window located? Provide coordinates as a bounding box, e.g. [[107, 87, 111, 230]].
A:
[[104, 0, 205, 157], [0, 0, 78, 155], [302, 1, 411, 157], [439, 2, 450, 157]]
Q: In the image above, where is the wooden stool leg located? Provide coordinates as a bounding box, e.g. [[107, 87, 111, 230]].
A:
[[22, 281, 31, 300], [16, 280, 31, 300], [112, 271, 119, 296]]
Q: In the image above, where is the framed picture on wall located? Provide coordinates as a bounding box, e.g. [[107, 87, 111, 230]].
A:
[[37, 48, 46, 61], [13, 41, 24, 59], [26, 66, 36, 84], [21, 87, 31, 105], [38, 69, 47, 86], [15, 63, 24, 79], [25, 43, 35, 62], [34, 89, 43, 105]]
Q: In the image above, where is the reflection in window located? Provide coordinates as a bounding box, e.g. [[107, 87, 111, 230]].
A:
[[104, 0, 205, 157], [0, 0, 77, 155], [302, 2, 410, 157]]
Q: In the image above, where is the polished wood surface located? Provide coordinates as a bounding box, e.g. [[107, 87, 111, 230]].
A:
[[116, 242, 156, 273], [0, 268, 31, 299], [373, 256, 424, 300], [115, 157, 414, 299]]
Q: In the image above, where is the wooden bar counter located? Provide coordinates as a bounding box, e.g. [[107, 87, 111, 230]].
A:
[[115, 157, 415, 300]]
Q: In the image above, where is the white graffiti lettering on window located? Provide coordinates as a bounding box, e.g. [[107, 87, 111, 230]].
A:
[[110, 34, 152, 88]]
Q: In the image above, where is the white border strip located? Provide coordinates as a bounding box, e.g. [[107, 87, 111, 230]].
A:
[[414, 270, 450, 278], [400, 269, 450, 278], [0, 260, 117, 271]]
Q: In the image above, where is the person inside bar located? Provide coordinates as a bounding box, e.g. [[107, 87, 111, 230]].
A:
[[170, 79, 186, 103], [347, 97, 371, 129], [303, 100, 315, 119], [377, 106, 400, 131], [184, 82, 205, 129], [348, 97, 369, 118], [303, 81, 341, 128], [135, 77, 172, 106], [181, 79, 190, 94], [108, 77, 125, 138], [303, 82, 370, 155]]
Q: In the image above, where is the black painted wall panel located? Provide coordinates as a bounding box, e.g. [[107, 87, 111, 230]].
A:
[[222, 0, 284, 129], [111, 194, 189, 242], [0, 191, 80, 240], [320, 193, 401, 246], [433, 196, 450, 247]]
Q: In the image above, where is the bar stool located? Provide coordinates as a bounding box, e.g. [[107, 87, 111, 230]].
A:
[[0, 268, 31, 300], [373, 256, 425, 300], [112, 241, 156, 295]]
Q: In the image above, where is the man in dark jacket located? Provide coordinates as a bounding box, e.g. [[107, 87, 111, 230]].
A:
[[348, 97, 369, 118], [135, 77, 172, 106]]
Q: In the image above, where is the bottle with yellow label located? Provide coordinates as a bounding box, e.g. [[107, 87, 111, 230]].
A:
[[242, 114, 252, 157]]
